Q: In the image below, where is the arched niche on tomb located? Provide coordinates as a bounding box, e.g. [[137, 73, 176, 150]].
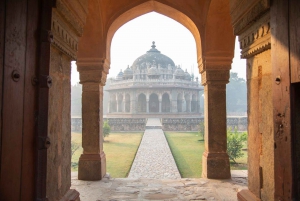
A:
[[149, 93, 159, 113], [177, 93, 183, 112], [137, 93, 147, 113], [162, 93, 170, 113]]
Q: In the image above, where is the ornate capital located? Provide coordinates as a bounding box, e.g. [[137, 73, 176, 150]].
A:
[[77, 58, 110, 86], [199, 55, 232, 73], [230, 0, 270, 35], [239, 12, 270, 59], [201, 70, 230, 86]]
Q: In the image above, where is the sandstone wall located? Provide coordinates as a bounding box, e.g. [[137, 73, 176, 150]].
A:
[[47, 46, 72, 200]]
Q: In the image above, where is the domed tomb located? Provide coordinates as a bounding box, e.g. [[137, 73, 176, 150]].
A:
[[132, 42, 175, 71]]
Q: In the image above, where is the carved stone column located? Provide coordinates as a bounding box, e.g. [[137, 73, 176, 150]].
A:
[[158, 99, 162, 113], [146, 99, 149, 113], [122, 95, 126, 113], [77, 59, 108, 180], [182, 99, 186, 112], [201, 69, 231, 179]]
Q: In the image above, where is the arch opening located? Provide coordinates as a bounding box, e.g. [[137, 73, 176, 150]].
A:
[[149, 93, 159, 113]]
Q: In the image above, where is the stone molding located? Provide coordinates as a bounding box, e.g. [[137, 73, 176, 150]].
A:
[[52, 11, 79, 59], [199, 56, 232, 73], [201, 70, 230, 85], [55, 0, 87, 37], [230, 0, 270, 35], [239, 12, 270, 59], [77, 58, 110, 86], [51, 0, 88, 60]]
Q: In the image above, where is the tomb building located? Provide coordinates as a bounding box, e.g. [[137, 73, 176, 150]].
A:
[[106, 42, 203, 118]]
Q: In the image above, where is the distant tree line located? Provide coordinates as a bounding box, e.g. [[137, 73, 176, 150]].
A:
[[226, 72, 247, 115]]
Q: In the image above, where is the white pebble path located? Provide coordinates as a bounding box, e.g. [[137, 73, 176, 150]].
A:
[[128, 119, 181, 179]]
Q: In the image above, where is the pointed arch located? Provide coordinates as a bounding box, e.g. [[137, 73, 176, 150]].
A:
[[106, 1, 202, 64]]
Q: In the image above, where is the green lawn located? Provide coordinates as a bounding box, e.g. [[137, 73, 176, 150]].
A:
[[165, 132, 204, 178], [71, 132, 143, 178], [165, 132, 248, 177]]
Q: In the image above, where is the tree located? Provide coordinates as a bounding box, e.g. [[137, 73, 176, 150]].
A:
[[226, 72, 247, 114], [227, 127, 247, 163], [103, 120, 111, 138], [71, 142, 80, 157]]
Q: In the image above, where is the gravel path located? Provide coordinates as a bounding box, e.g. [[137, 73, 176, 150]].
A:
[[128, 119, 181, 179]]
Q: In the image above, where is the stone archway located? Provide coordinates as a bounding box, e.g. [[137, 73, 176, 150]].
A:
[[76, 0, 235, 182], [125, 94, 130, 112], [137, 93, 147, 113], [162, 93, 170, 112], [149, 93, 159, 113], [177, 93, 183, 112]]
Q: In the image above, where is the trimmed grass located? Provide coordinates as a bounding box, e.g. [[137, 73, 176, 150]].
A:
[[165, 132, 204, 178], [165, 132, 248, 178], [71, 132, 143, 178]]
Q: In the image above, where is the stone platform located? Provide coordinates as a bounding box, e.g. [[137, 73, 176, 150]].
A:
[[71, 172, 248, 201], [145, 118, 163, 129]]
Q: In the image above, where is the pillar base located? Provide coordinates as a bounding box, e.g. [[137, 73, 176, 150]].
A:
[[78, 152, 106, 180], [59, 189, 80, 201], [237, 189, 261, 201], [202, 151, 231, 179]]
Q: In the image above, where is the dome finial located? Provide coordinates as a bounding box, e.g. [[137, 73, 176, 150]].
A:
[[151, 41, 156, 49]]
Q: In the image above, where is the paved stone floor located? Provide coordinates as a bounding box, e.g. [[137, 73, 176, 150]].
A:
[[71, 172, 248, 201], [128, 118, 180, 179]]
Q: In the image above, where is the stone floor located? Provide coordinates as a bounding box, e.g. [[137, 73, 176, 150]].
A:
[[71, 172, 248, 201]]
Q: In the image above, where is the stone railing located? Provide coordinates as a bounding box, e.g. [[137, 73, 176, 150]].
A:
[[108, 79, 200, 89], [71, 116, 248, 132]]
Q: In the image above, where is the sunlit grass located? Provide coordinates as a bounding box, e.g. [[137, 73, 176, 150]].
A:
[[165, 132, 204, 178], [71, 132, 143, 178], [165, 131, 248, 177]]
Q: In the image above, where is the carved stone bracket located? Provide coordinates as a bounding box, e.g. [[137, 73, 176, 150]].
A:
[[239, 12, 270, 59], [51, 0, 88, 60], [77, 58, 110, 86], [201, 70, 230, 86], [230, 0, 270, 35]]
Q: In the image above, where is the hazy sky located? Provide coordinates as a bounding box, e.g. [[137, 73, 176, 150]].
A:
[[71, 12, 246, 85]]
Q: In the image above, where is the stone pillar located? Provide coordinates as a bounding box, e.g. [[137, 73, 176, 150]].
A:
[[171, 100, 176, 113], [146, 100, 149, 113], [182, 99, 186, 112], [201, 68, 231, 179], [122, 95, 126, 113], [108, 99, 111, 113], [159, 101, 162, 113], [77, 59, 108, 180]]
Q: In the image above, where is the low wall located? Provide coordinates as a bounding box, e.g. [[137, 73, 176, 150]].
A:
[[72, 117, 247, 132]]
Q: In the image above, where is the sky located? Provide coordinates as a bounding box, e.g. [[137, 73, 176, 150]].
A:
[[71, 12, 246, 85]]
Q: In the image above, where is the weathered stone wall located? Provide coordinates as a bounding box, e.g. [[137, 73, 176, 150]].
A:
[[71, 117, 248, 132], [47, 46, 72, 200]]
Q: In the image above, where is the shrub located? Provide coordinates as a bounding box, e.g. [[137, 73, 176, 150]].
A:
[[198, 121, 205, 140], [227, 127, 247, 163], [103, 120, 111, 138]]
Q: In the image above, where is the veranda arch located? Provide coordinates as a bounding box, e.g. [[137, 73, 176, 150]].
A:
[[77, 0, 235, 183]]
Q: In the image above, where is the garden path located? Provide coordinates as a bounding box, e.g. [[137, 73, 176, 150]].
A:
[[128, 118, 181, 179]]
